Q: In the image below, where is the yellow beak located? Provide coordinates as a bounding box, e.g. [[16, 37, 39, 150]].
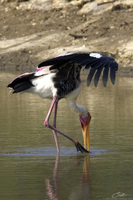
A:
[[80, 113, 91, 152], [82, 122, 90, 152]]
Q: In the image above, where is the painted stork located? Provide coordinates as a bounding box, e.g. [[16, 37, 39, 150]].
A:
[[7, 52, 118, 153]]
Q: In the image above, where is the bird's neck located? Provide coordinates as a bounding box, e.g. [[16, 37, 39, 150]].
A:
[[67, 99, 88, 117]]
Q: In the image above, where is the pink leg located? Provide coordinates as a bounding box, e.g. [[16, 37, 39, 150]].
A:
[[52, 101, 60, 153], [44, 97, 89, 153], [44, 96, 76, 145], [44, 96, 57, 127], [44, 97, 59, 152]]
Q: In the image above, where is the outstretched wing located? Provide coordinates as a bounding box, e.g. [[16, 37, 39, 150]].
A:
[[38, 52, 118, 87]]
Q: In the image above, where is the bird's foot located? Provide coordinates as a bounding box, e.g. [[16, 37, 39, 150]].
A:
[[75, 141, 89, 153]]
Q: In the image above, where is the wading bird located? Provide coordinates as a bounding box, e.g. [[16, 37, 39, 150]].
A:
[[8, 52, 118, 153]]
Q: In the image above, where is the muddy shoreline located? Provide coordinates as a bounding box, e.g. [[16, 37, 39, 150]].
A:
[[1, 0, 133, 75]]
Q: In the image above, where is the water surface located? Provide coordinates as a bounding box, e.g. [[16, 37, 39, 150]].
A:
[[0, 72, 133, 200]]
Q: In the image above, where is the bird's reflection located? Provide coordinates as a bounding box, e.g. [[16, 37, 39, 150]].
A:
[[45, 154, 59, 200], [83, 155, 90, 184], [45, 154, 91, 200]]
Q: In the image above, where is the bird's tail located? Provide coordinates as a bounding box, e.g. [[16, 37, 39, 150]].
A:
[[7, 72, 35, 93]]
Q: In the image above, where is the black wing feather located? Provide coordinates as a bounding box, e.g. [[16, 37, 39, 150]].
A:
[[94, 65, 104, 87], [110, 62, 117, 85], [38, 52, 118, 87], [102, 64, 110, 87], [87, 65, 99, 86], [38, 53, 98, 67], [85, 59, 101, 69]]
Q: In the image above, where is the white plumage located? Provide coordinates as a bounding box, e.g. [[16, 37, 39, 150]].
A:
[[31, 73, 57, 99]]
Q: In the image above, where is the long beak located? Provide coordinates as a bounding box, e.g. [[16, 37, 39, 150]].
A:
[[82, 122, 90, 151], [80, 113, 91, 152]]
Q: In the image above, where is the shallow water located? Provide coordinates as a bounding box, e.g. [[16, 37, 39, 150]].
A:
[[0, 71, 133, 200]]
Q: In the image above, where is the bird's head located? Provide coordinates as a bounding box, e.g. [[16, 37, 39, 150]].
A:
[[79, 112, 91, 152]]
